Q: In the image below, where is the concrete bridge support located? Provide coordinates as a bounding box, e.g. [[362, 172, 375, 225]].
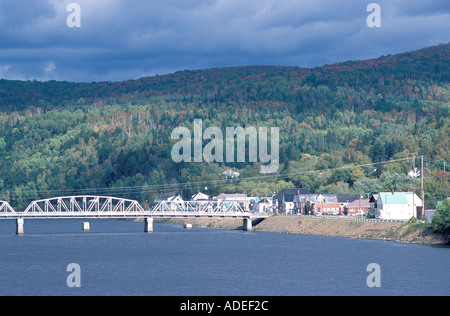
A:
[[144, 217, 153, 233], [243, 217, 252, 231], [16, 218, 24, 235]]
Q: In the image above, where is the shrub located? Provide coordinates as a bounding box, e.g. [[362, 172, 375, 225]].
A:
[[431, 200, 450, 242]]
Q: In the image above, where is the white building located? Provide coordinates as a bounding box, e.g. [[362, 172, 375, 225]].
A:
[[154, 193, 184, 211], [221, 169, 240, 178], [191, 192, 210, 201], [214, 193, 250, 211], [376, 192, 423, 221], [214, 193, 247, 203], [256, 198, 272, 213]]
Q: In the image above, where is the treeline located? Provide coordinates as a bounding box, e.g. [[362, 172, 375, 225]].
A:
[[1, 44, 448, 111], [0, 44, 448, 210]]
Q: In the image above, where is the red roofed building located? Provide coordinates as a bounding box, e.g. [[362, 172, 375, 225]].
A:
[[345, 198, 371, 216]]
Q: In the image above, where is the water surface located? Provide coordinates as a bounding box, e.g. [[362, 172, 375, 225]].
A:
[[0, 219, 448, 296]]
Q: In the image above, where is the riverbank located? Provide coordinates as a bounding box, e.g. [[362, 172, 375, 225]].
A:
[[154, 216, 447, 245]]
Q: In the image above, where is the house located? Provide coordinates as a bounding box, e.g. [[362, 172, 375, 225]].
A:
[[247, 197, 260, 212], [191, 192, 210, 201], [293, 194, 321, 215], [214, 193, 249, 211], [154, 193, 184, 204], [256, 198, 272, 213], [221, 169, 240, 178], [376, 192, 423, 221], [293, 194, 359, 215], [154, 193, 184, 211], [214, 193, 247, 203], [314, 194, 345, 215], [369, 194, 379, 209], [273, 188, 310, 214], [346, 199, 371, 216], [335, 194, 360, 212]]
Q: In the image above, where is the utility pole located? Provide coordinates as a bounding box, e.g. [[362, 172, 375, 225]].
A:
[[421, 155, 424, 219], [412, 156, 416, 218]]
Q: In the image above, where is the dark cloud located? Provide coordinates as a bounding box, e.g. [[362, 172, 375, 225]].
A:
[[0, 0, 448, 82]]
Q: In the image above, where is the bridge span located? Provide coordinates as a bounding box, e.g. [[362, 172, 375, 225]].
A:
[[0, 196, 268, 234]]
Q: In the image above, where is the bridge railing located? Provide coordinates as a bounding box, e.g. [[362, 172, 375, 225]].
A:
[[0, 197, 254, 219], [0, 201, 16, 218], [25, 196, 144, 212], [151, 200, 251, 217], [20, 196, 148, 218]]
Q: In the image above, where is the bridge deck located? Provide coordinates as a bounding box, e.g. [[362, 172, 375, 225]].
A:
[[0, 212, 263, 219], [0, 196, 268, 220], [0, 211, 269, 220]]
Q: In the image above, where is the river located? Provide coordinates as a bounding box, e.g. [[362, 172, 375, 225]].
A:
[[0, 219, 448, 296]]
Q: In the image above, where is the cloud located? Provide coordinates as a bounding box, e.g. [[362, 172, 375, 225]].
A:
[[0, 64, 11, 78], [44, 62, 56, 73], [0, 0, 448, 82]]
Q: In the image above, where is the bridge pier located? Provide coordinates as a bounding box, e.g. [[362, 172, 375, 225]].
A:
[[16, 218, 24, 235], [243, 217, 252, 231], [82, 222, 90, 231], [144, 217, 153, 233]]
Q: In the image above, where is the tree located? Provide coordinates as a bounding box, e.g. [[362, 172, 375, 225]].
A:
[[353, 178, 381, 196], [0, 137, 6, 152], [370, 141, 385, 163], [431, 199, 450, 243], [330, 169, 351, 184], [318, 181, 354, 194], [124, 155, 138, 177], [351, 166, 366, 184], [379, 171, 411, 192]]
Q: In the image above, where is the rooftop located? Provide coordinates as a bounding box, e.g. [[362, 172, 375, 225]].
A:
[[378, 192, 413, 204], [346, 199, 371, 208]]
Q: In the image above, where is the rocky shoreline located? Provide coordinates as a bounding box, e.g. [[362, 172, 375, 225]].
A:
[[154, 216, 447, 245]]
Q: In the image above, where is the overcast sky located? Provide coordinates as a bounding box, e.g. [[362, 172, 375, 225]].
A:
[[0, 0, 449, 82]]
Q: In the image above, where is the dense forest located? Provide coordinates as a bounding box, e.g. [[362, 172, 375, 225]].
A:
[[0, 43, 448, 210]]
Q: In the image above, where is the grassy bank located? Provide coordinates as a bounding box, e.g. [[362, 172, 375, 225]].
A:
[[154, 216, 446, 245], [254, 216, 445, 244]]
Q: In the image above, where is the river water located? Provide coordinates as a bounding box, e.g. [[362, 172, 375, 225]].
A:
[[0, 219, 448, 296]]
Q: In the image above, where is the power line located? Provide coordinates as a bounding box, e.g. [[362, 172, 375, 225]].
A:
[[1, 156, 417, 198]]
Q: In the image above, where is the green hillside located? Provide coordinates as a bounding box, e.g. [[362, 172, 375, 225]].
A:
[[0, 44, 448, 209]]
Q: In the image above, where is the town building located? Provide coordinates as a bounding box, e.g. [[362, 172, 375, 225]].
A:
[[369, 194, 379, 209], [154, 193, 184, 204], [214, 193, 247, 203], [214, 193, 250, 211], [221, 169, 240, 178], [191, 192, 210, 201], [293, 194, 359, 215], [154, 193, 184, 211], [273, 188, 310, 214], [345, 198, 371, 216], [256, 198, 272, 213], [376, 192, 423, 220]]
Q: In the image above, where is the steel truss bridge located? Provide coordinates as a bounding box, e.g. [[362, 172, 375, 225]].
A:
[[0, 196, 259, 219], [0, 196, 266, 234]]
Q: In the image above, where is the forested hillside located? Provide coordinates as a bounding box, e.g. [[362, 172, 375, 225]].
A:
[[0, 44, 448, 210]]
